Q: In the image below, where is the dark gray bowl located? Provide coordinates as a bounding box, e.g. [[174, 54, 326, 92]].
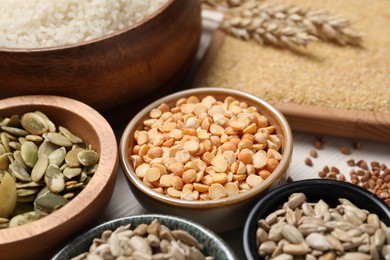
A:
[[53, 214, 237, 259], [243, 179, 390, 260]]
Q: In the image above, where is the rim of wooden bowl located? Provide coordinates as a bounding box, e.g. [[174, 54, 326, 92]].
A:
[[0, 0, 174, 52], [0, 95, 118, 245], [120, 87, 293, 209]]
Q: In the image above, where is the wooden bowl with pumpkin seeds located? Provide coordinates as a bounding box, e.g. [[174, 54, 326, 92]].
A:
[[0, 95, 118, 260], [119, 87, 293, 233]]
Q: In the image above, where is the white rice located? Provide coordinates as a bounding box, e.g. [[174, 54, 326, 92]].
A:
[[0, 0, 169, 48]]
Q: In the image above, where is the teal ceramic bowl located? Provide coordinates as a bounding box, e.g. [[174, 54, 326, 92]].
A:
[[53, 214, 237, 259]]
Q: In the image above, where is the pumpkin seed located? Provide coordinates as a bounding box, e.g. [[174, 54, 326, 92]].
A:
[[83, 164, 99, 175], [1, 132, 11, 152], [8, 211, 36, 228], [31, 155, 49, 182], [59, 126, 83, 144], [17, 194, 37, 203], [44, 164, 65, 193], [10, 160, 32, 182], [21, 141, 39, 168], [38, 140, 60, 158], [34, 111, 56, 132], [48, 147, 66, 166], [21, 112, 49, 135], [25, 134, 44, 142], [46, 132, 73, 147], [6, 114, 21, 128], [8, 141, 21, 150], [0, 144, 6, 154], [0, 153, 10, 170], [17, 187, 41, 197], [13, 150, 28, 170], [64, 148, 85, 167], [78, 149, 99, 167], [0, 174, 17, 218], [16, 181, 44, 189], [1, 126, 28, 137], [63, 167, 82, 179], [34, 191, 68, 214]]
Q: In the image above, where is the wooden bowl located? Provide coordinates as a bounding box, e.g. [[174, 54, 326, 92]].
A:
[[0, 0, 201, 116], [119, 87, 293, 233], [0, 95, 118, 260]]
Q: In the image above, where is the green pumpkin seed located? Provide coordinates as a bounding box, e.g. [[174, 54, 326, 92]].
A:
[[36, 186, 50, 199], [21, 112, 49, 135], [0, 144, 6, 155], [0, 217, 9, 224], [1, 126, 29, 137], [0, 174, 17, 218], [18, 137, 27, 144], [63, 193, 75, 200], [16, 181, 44, 189], [31, 155, 49, 183], [34, 191, 68, 214], [10, 161, 32, 182], [5, 115, 21, 128], [34, 111, 56, 133], [63, 167, 82, 179], [1, 132, 11, 153], [59, 126, 83, 144], [13, 151, 28, 170], [78, 172, 88, 183], [8, 211, 36, 228], [64, 182, 84, 191], [17, 194, 37, 202], [44, 164, 65, 193], [78, 150, 99, 167], [4, 132, 17, 141], [12, 202, 34, 217], [25, 135, 43, 142], [0, 153, 10, 170], [46, 132, 73, 147], [17, 187, 40, 197], [65, 148, 85, 167], [38, 140, 60, 158], [21, 141, 39, 168], [83, 163, 99, 175], [8, 141, 21, 150], [48, 147, 66, 167]]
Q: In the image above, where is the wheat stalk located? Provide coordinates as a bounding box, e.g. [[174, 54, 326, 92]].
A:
[[202, 0, 362, 48]]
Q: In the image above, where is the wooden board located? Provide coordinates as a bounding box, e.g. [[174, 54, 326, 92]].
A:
[[192, 30, 390, 143]]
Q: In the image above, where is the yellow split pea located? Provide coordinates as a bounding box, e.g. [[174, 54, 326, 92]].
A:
[[130, 95, 283, 201]]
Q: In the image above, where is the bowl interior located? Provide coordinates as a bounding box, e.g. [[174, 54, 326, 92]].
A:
[[243, 179, 390, 260], [53, 214, 237, 260], [120, 87, 293, 207], [0, 95, 118, 259]]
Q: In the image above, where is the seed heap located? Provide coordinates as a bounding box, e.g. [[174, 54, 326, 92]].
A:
[[319, 160, 390, 207], [0, 111, 99, 229], [255, 192, 390, 259], [202, 0, 362, 48], [72, 219, 214, 260], [130, 95, 283, 200], [305, 137, 390, 207]]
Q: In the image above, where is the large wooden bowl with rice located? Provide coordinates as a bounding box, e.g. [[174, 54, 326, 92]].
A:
[[0, 0, 201, 119]]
